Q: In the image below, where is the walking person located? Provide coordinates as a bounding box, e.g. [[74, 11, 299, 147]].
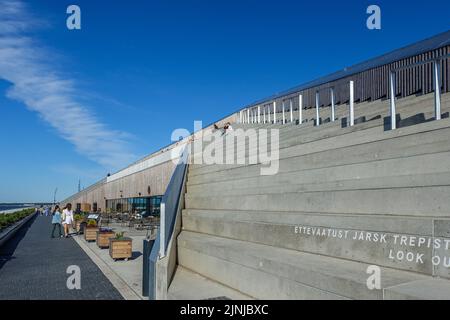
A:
[[51, 205, 63, 238], [62, 203, 74, 238]]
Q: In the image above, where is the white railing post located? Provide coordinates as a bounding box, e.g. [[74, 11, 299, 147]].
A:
[[315, 91, 320, 126], [349, 81, 355, 127], [268, 106, 271, 123], [159, 202, 166, 258], [434, 59, 442, 121], [389, 71, 396, 130], [290, 99, 293, 123], [247, 109, 250, 124], [273, 101, 277, 124], [263, 107, 266, 124], [282, 101, 286, 124], [330, 87, 335, 122], [258, 105, 261, 124], [299, 94, 303, 124]]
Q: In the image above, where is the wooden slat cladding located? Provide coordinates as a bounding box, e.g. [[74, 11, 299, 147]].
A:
[[247, 46, 450, 112]]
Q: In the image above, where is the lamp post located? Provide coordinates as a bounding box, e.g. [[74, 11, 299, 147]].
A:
[[53, 188, 58, 205]]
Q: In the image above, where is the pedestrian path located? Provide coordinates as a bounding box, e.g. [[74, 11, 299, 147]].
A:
[[0, 214, 123, 299]]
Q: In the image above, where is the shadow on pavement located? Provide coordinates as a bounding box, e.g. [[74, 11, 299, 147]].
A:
[[0, 214, 37, 270]]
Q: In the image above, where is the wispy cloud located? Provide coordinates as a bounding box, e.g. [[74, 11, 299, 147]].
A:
[[0, 0, 136, 170]]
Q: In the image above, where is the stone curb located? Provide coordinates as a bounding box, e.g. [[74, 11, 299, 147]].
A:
[[0, 212, 36, 248]]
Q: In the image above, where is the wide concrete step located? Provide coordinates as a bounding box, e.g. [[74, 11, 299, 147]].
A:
[[208, 93, 450, 162], [187, 172, 450, 197], [182, 209, 450, 276], [384, 279, 450, 299], [199, 99, 449, 166], [188, 120, 450, 184], [177, 231, 431, 299], [190, 116, 450, 178], [186, 152, 450, 195], [167, 266, 253, 300], [185, 186, 450, 217]]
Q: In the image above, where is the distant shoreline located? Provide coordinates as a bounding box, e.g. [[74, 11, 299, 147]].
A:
[[0, 205, 33, 214]]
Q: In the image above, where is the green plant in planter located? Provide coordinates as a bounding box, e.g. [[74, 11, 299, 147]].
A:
[[115, 231, 125, 240], [0, 208, 34, 230], [87, 219, 97, 227], [74, 214, 83, 221]]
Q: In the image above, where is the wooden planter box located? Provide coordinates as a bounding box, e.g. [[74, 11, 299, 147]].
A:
[[84, 226, 99, 242], [109, 238, 132, 261], [96, 231, 115, 248]]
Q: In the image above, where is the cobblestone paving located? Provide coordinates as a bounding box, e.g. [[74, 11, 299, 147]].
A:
[[0, 214, 123, 300]]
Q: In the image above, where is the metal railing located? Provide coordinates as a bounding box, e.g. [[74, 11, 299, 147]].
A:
[[239, 54, 450, 131], [311, 81, 354, 127], [240, 80, 357, 128], [147, 144, 190, 300], [389, 54, 450, 130]]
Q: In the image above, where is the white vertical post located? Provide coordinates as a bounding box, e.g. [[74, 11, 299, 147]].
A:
[[263, 108, 266, 124], [434, 60, 442, 121], [330, 87, 335, 122], [389, 71, 396, 130], [315, 91, 320, 126], [258, 105, 261, 124], [282, 101, 286, 124], [349, 81, 354, 127], [159, 202, 166, 257], [268, 106, 271, 123], [247, 109, 250, 124], [290, 99, 293, 123], [273, 101, 277, 124], [299, 94, 303, 124]]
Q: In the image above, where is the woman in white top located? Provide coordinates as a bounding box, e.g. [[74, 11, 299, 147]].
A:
[[62, 203, 74, 238]]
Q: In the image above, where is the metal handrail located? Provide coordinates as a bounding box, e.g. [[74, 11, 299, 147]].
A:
[[159, 145, 190, 257], [147, 144, 190, 300], [389, 54, 450, 130]]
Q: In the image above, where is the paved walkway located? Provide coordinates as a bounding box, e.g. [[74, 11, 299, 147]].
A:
[[0, 214, 123, 300]]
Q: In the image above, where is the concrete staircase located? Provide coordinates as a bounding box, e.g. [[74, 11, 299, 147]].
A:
[[168, 92, 450, 300]]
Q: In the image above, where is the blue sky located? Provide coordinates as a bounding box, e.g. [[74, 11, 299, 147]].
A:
[[0, 0, 449, 202]]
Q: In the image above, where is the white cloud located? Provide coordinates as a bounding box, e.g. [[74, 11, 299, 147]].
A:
[[0, 0, 137, 170]]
